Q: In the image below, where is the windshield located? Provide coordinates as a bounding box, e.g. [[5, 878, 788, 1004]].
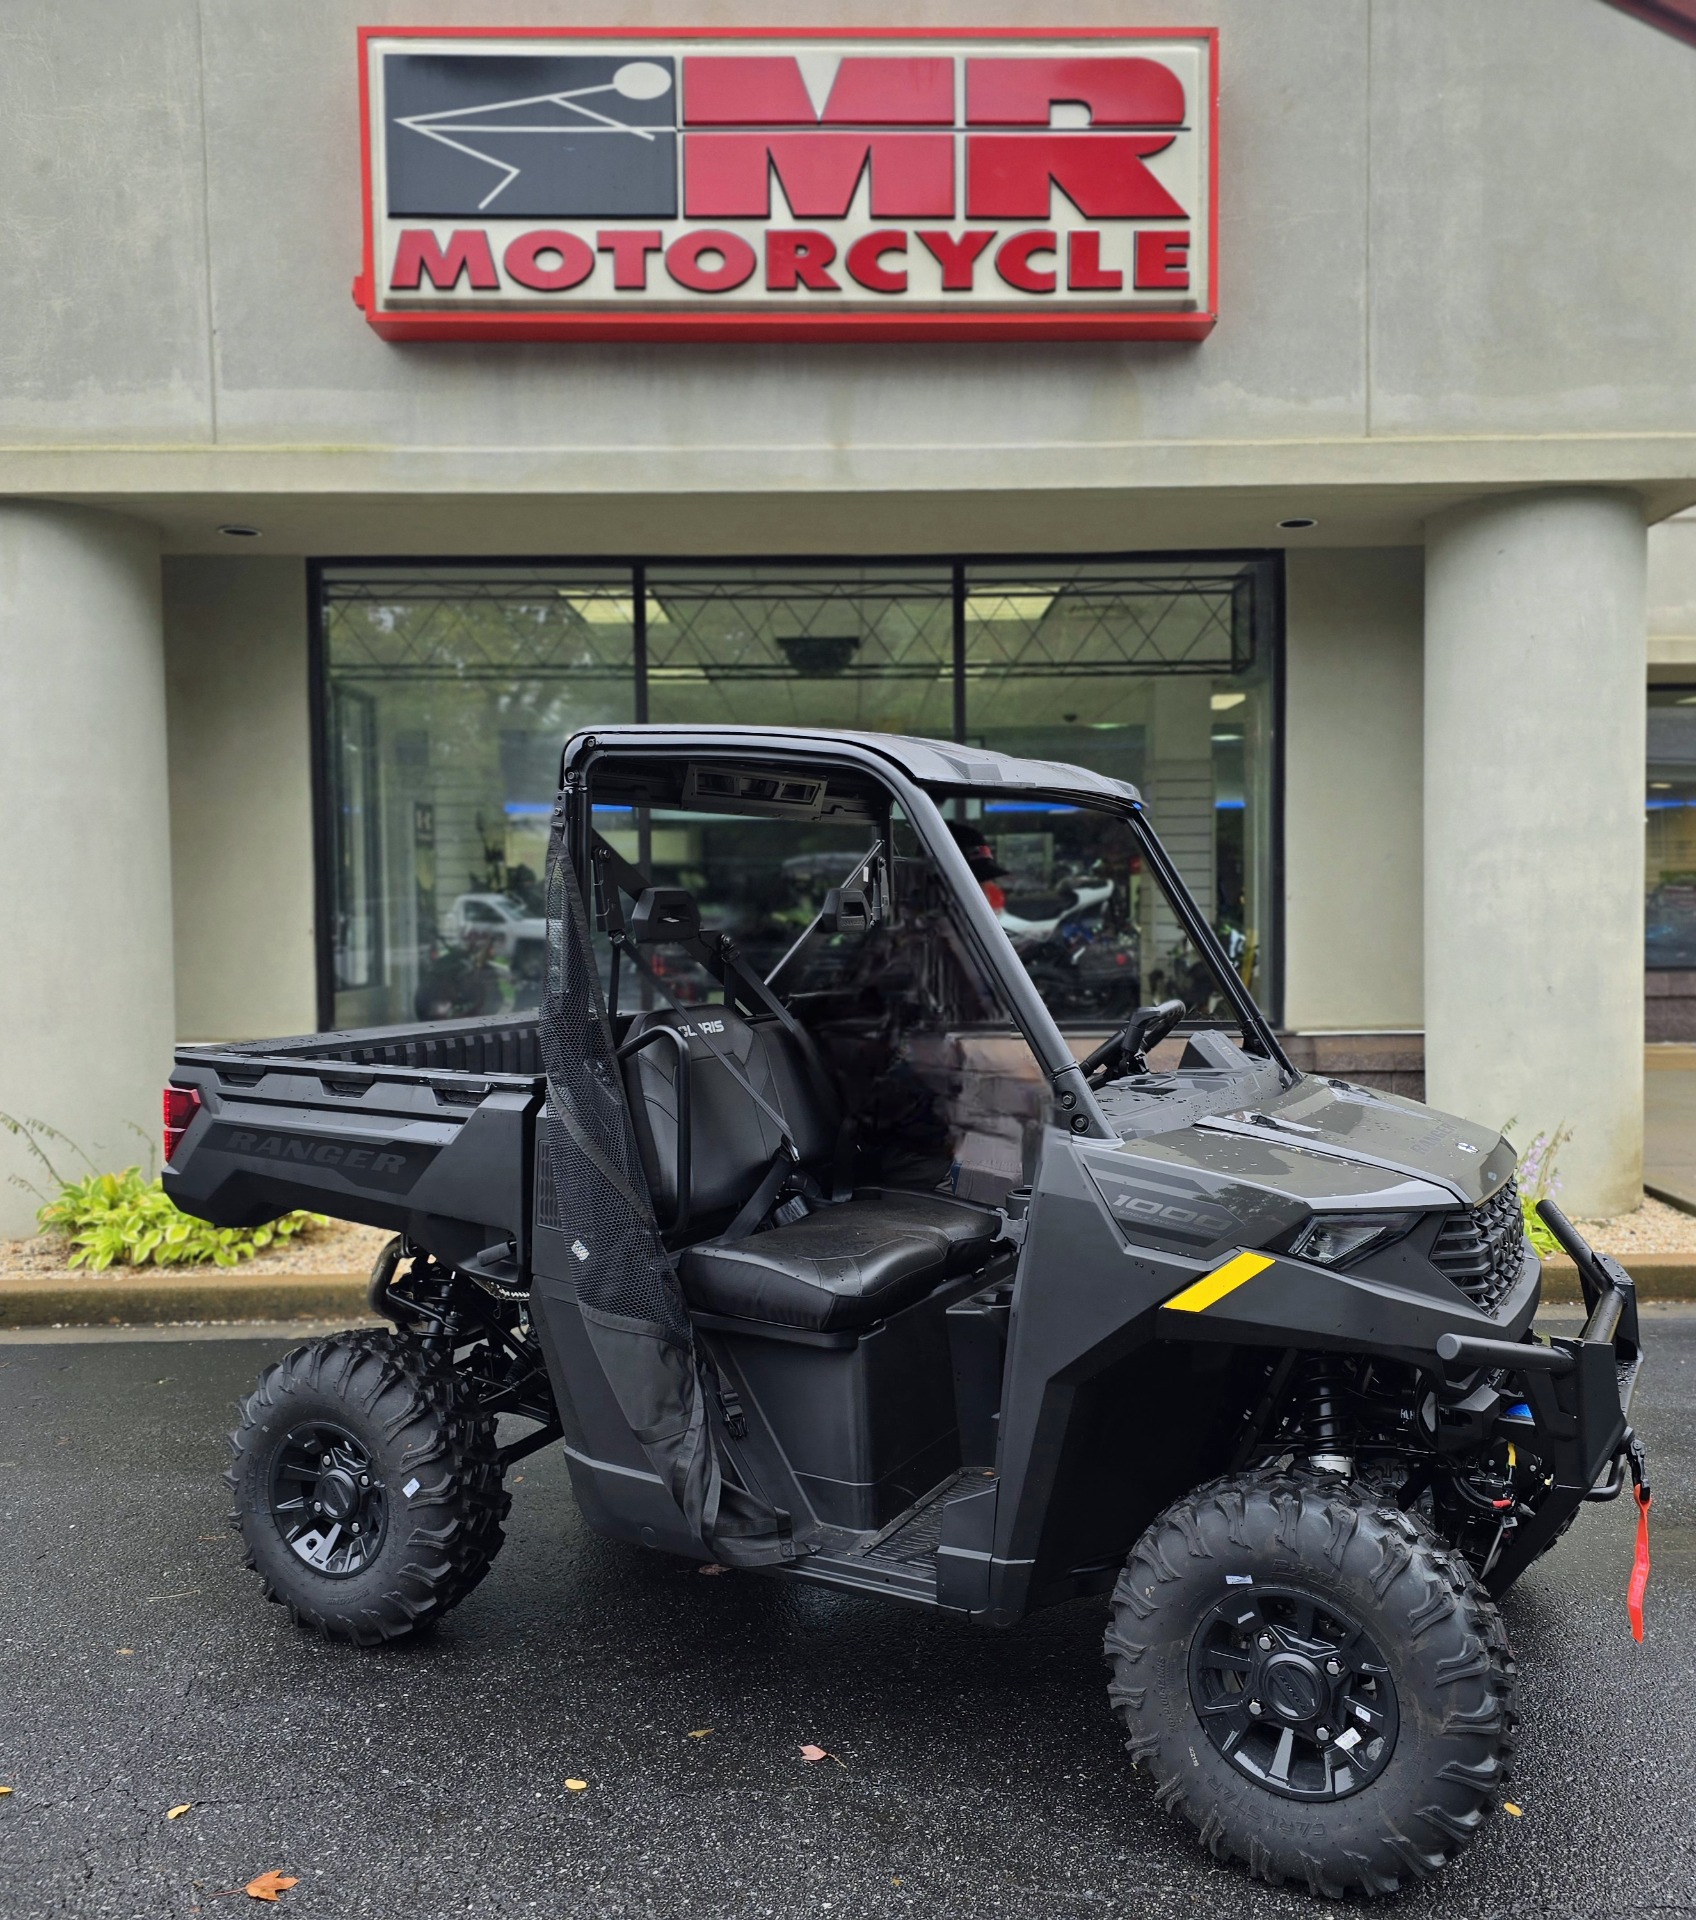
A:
[[946, 792, 1262, 1053]]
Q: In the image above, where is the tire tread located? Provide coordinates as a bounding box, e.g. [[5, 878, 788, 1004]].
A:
[[1104, 1468, 1516, 1899], [225, 1328, 511, 1646]]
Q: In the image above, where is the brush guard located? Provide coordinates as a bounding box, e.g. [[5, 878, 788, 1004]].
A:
[[1433, 1200, 1644, 1601]]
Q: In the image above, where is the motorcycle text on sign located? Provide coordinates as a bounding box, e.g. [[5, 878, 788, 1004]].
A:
[[355, 29, 1218, 342]]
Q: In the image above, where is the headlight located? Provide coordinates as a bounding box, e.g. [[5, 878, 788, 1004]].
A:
[[1288, 1212, 1418, 1267]]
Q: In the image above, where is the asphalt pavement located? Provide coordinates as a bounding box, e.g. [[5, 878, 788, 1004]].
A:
[[1, 1311, 1693, 1920]]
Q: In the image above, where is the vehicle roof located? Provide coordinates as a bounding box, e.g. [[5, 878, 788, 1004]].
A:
[[565, 725, 1142, 806]]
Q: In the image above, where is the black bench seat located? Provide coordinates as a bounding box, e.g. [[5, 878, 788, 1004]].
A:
[[678, 1187, 1001, 1333]]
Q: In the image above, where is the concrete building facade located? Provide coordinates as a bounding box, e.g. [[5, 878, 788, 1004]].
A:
[[3, 0, 1696, 1232]]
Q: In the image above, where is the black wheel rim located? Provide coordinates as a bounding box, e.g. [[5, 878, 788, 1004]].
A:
[[268, 1420, 388, 1578], [1187, 1585, 1399, 1802]]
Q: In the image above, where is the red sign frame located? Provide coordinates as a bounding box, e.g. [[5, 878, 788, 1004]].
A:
[[355, 25, 1220, 343]]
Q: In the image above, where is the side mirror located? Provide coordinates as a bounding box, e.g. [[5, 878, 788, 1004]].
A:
[[821, 882, 875, 934]]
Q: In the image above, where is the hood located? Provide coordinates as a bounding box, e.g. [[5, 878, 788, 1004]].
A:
[[1098, 1069, 1515, 1211]]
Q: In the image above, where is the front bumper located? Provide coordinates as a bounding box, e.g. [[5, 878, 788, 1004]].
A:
[[1435, 1202, 1643, 1597]]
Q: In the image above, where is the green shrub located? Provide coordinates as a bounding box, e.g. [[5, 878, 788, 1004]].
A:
[[3, 1113, 324, 1270], [1514, 1122, 1573, 1257], [37, 1166, 325, 1270]]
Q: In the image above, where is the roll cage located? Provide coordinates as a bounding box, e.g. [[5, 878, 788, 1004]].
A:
[[561, 725, 1294, 1145]]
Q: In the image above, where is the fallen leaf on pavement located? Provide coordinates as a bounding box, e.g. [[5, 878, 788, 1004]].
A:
[[688, 1729, 713, 1739], [0, 1786, 12, 1796], [116, 1649, 135, 1656], [1503, 1801, 1524, 1817], [565, 1779, 588, 1792], [799, 1744, 845, 1767], [243, 1872, 298, 1902], [696, 1563, 725, 1576], [167, 1804, 193, 1820]]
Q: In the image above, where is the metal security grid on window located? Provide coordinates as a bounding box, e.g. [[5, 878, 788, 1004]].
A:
[[965, 564, 1255, 682], [646, 571, 953, 690], [324, 559, 1257, 690], [325, 572, 637, 682]]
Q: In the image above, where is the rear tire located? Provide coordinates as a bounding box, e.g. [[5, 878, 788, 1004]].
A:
[[226, 1329, 510, 1645], [1104, 1469, 1515, 1897]]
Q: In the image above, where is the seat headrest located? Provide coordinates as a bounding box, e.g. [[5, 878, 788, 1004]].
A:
[[628, 886, 700, 946]]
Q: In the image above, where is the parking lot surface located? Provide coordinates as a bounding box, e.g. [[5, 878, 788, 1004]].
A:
[[1, 1311, 1692, 1920]]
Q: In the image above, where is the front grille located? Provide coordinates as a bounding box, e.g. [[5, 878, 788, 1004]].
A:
[[1431, 1177, 1527, 1311]]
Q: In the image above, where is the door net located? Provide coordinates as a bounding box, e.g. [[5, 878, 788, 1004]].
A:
[[539, 808, 794, 1565]]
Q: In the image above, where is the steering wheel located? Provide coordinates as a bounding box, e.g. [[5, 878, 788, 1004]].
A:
[[1079, 999, 1188, 1085]]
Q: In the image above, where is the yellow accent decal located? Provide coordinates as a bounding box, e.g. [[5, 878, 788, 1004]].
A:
[[1164, 1250, 1276, 1314]]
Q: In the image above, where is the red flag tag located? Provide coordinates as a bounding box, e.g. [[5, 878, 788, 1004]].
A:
[[1628, 1487, 1652, 1644]]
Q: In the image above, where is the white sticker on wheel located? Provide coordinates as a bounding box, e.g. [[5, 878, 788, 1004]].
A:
[[402, 1476, 421, 1499]]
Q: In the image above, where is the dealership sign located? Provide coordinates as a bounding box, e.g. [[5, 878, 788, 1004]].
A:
[[355, 28, 1217, 342]]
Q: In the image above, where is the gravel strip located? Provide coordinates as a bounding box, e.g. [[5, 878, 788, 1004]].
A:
[[1571, 1196, 1696, 1257]]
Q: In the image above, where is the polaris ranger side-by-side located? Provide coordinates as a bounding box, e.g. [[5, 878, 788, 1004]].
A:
[[164, 728, 1646, 1897]]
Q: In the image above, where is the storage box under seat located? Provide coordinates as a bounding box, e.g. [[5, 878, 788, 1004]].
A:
[[697, 1270, 990, 1531]]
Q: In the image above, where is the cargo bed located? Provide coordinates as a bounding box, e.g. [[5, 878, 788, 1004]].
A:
[[163, 1014, 545, 1272]]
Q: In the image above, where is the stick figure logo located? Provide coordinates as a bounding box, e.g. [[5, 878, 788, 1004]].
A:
[[385, 56, 680, 217]]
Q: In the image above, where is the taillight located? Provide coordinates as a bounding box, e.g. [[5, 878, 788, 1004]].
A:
[[163, 1084, 202, 1164]]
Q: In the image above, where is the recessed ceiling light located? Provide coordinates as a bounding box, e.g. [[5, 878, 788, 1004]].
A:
[[1210, 691, 1247, 712], [218, 524, 262, 538], [1277, 517, 1317, 530], [1652, 781, 1674, 790]]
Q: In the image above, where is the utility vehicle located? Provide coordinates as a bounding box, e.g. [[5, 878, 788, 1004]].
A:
[[163, 727, 1646, 1897]]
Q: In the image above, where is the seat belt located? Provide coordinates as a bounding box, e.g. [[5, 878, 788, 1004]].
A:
[[713, 1156, 794, 1245], [593, 831, 831, 1080]]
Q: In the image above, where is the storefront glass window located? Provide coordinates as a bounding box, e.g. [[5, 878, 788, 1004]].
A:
[[322, 568, 636, 1027], [1647, 686, 1696, 969], [961, 560, 1276, 1018], [319, 556, 1277, 1031]]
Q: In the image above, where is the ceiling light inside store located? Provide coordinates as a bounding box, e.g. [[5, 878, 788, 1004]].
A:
[[1210, 692, 1247, 711], [1653, 782, 1674, 790], [558, 595, 637, 625], [218, 524, 261, 538], [1277, 517, 1317, 530], [964, 593, 1055, 623]]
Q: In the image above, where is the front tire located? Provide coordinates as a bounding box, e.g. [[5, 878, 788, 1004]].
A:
[[226, 1329, 510, 1645], [1104, 1470, 1515, 1897]]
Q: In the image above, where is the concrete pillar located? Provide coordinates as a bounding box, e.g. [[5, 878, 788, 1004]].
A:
[[1424, 490, 1646, 1218], [0, 505, 172, 1239], [165, 557, 315, 1042], [1283, 548, 1425, 1033]]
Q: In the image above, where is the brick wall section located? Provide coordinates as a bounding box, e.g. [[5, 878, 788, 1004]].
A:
[[1279, 1032, 1427, 1101], [1647, 971, 1696, 1042]]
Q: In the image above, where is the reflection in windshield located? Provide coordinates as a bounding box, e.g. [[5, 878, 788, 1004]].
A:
[[954, 799, 1253, 1031]]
